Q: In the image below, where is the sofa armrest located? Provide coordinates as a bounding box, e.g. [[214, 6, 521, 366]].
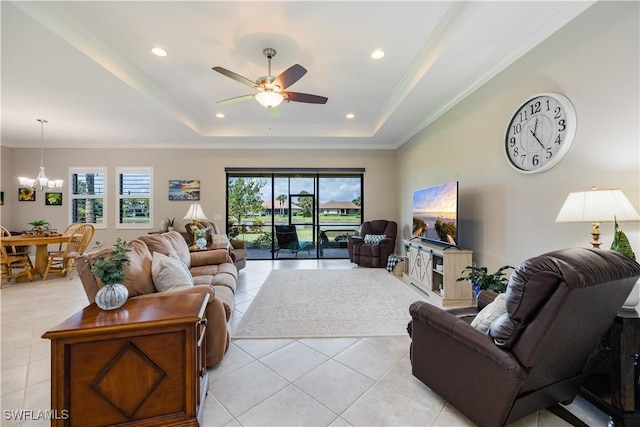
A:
[[190, 249, 233, 267], [409, 301, 523, 373], [230, 240, 246, 250]]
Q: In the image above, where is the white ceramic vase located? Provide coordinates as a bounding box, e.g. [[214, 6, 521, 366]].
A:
[[95, 283, 129, 310]]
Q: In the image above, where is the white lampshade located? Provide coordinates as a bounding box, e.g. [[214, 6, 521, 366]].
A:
[[183, 203, 208, 221], [255, 91, 284, 109], [555, 188, 640, 223]]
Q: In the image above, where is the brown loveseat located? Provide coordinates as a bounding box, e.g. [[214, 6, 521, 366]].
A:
[[76, 231, 237, 367], [185, 221, 247, 270]]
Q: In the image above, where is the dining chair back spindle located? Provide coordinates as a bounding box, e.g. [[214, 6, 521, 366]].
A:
[[43, 224, 95, 280]]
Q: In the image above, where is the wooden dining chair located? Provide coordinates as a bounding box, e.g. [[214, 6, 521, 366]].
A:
[[1, 226, 34, 282], [43, 224, 95, 280]]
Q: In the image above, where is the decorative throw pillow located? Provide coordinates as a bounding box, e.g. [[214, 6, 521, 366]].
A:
[[364, 234, 386, 244], [470, 293, 508, 333], [168, 249, 193, 284], [151, 251, 194, 292], [211, 234, 230, 247]]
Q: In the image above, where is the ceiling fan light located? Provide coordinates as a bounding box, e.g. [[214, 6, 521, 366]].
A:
[[255, 91, 284, 109]]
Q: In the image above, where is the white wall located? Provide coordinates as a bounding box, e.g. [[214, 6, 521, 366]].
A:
[[397, 1, 640, 269], [1, 147, 398, 246]]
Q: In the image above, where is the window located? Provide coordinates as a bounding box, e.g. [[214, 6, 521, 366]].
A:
[[69, 167, 107, 229], [226, 168, 363, 260], [116, 167, 153, 229]]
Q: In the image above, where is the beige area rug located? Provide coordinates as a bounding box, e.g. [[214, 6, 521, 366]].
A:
[[232, 269, 424, 339]]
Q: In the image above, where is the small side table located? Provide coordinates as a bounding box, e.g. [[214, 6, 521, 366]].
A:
[[579, 308, 639, 427], [43, 293, 209, 427]]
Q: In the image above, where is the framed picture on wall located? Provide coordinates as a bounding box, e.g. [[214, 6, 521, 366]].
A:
[[45, 192, 63, 206], [18, 188, 35, 201], [0, 191, 4, 205], [168, 180, 200, 201]]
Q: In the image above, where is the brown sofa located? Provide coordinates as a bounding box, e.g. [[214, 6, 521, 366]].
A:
[[76, 231, 237, 367], [185, 221, 247, 270]]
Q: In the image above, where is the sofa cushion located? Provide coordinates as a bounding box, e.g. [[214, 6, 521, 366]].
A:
[[471, 293, 507, 333], [121, 239, 156, 297], [151, 251, 194, 292]]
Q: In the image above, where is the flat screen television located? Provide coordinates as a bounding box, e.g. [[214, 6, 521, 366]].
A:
[[412, 181, 459, 247]]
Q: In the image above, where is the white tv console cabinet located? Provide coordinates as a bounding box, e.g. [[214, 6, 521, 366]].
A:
[[403, 239, 473, 307]]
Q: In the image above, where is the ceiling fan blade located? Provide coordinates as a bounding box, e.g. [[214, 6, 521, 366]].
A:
[[285, 91, 328, 104], [212, 66, 258, 89], [217, 94, 255, 105], [273, 64, 307, 90]]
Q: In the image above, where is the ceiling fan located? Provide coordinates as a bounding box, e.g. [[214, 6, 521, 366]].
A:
[[212, 48, 328, 109]]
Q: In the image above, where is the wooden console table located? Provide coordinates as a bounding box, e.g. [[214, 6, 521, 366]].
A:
[[579, 309, 639, 427], [42, 293, 209, 427]]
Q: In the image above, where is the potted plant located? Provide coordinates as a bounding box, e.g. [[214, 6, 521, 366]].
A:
[[27, 219, 52, 236], [195, 228, 208, 249], [166, 217, 175, 231], [610, 218, 639, 309], [91, 238, 133, 310], [457, 265, 514, 294]]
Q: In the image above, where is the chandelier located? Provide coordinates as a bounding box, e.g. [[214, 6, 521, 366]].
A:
[[18, 119, 64, 191]]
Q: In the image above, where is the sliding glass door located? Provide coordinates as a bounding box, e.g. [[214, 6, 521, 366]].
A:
[[226, 169, 363, 260]]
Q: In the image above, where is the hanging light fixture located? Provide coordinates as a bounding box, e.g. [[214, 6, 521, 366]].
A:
[[255, 90, 284, 109], [18, 119, 63, 191]]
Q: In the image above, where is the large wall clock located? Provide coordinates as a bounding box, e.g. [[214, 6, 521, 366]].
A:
[[504, 92, 577, 174]]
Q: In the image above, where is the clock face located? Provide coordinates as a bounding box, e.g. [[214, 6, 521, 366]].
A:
[[505, 93, 577, 173]]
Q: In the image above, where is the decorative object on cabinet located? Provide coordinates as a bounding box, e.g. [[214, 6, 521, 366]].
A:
[[45, 192, 62, 206], [403, 239, 473, 307], [505, 93, 576, 174], [555, 187, 640, 248], [90, 238, 132, 310], [166, 217, 175, 231], [169, 179, 200, 200]]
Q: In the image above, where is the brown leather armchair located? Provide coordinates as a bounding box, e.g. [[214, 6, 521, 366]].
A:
[[347, 220, 397, 267], [409, 248, 640, 427]]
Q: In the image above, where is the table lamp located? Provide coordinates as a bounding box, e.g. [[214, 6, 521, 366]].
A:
[[555, 187, 640, 248], [183, 203, 208, 251]]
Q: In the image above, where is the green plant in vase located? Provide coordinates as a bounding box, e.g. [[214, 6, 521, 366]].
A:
[[166, 217, 175, 231], [457, 265, 514, 294], [91, 238, 133, 310], [195, 228, 208, 249]]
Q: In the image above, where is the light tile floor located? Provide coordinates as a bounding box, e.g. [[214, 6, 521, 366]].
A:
[[1, 259, 610, 426]]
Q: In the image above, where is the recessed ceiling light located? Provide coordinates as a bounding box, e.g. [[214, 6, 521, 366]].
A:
[[370, 50, 385, 59], [346, 113, 355, 119], [151, 47, 167, 57], [216, 113, 225, 118]]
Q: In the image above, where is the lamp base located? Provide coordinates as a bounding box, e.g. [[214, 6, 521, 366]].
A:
[[188, 243, 200, 251]]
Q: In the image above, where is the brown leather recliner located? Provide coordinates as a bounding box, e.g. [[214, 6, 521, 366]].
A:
[[409, 248, 640, 427], [347, 220, 397, 267]]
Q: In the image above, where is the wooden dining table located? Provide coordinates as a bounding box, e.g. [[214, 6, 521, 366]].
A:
[[1, 234, 72, 277]]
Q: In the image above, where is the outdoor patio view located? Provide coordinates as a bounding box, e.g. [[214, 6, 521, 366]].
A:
[[226, 172, 363, 259]]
